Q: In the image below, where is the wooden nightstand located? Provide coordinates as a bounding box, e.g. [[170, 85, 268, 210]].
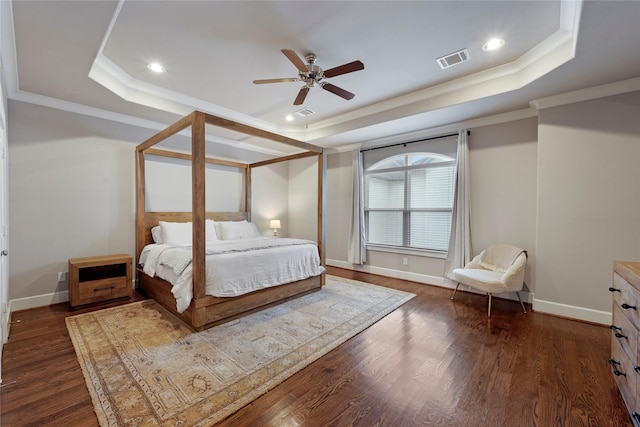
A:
[[68, 254, 132, 309]]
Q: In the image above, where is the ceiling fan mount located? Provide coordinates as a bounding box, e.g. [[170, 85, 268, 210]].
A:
[[253, 49, 365, 106], [300, 53, 322, 87]]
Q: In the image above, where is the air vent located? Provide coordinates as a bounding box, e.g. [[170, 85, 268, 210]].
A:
[[295, 108, 315, 117], [436, 49, 470, 69]]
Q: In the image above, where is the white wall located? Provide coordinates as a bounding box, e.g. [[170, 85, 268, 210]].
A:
[[535, 92, 640, 322]]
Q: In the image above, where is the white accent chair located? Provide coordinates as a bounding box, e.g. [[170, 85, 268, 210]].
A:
[[450, 244, 528, 317]]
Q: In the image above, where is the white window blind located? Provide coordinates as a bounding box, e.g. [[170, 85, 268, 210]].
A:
[[363, 135, 457, 252]]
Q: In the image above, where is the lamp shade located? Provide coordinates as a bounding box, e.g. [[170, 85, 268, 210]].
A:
[[270, 220, 281, 229]]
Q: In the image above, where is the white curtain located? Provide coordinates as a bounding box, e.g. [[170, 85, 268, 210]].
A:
[[347, 150, 366, 264], [444, 129, 472, 283]]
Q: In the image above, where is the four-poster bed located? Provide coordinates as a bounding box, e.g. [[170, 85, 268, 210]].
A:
[[135, 111, 325, 331]]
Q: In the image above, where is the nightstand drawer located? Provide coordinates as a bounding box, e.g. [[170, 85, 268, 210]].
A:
[[77, 277, 129, 302]]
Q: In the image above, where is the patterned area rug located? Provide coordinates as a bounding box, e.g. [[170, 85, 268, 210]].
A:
[[66, 275, 415, 426]]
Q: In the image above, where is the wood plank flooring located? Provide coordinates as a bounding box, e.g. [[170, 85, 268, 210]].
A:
[[0, 267, 632, 426]]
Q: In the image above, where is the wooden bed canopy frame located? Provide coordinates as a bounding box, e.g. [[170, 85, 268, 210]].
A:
[[135, 110, 325, 331]]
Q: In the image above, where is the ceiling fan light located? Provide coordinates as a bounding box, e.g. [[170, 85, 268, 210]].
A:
[[483, 38, 505, 51], [147, 62, 165, 73]]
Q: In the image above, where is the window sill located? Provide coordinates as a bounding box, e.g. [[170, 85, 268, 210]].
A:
[[366, 244, 447, 259]]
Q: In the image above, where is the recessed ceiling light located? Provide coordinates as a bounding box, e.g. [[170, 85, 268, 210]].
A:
[[483, 38, 505, 51], [285, 115, 294, 121], [147, 62, 165, 73]]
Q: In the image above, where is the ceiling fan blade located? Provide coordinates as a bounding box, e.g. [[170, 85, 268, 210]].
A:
[[293, 86, 310, 105], [323, 60, 364, 78], [281, 49, 308, 73], [322, 83, 355, 100], [253, 78, 298, 84]]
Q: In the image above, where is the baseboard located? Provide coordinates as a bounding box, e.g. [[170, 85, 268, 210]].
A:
[[2, 309, 8, 344], [326, 259, 536, 304], [9, 290, 69, 313], [327, 258, 448, 288], [533, 298, 611, 325]]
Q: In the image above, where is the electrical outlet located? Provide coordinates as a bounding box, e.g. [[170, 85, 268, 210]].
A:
[[402, 257, 409, 266], [57, 272, 67, 282]]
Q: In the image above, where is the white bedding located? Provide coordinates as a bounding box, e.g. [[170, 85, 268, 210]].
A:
[[139, 237, 325, 313]]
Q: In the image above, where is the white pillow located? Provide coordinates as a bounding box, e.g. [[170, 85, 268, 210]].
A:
[[214, 220, 247, 239], [151, 226, 163, 244], [205, 219, 218, 243], [219, 221, 261, 240], [159, 221, 192, 245], [159, 220, 218, 245]]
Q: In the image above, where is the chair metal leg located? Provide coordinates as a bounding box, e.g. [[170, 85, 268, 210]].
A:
[[487, 293, 492, 317], [516, 291, 527, 314], [450, 283, 461, 300]]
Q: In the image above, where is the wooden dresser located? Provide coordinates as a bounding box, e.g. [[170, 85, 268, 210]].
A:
[[610, 261, 640, 425]]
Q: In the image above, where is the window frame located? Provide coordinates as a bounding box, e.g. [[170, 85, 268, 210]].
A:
[[364, 152, 456, 255]]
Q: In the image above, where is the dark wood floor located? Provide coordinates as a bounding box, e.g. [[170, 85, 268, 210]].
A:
[[0, 267, 631, 426]]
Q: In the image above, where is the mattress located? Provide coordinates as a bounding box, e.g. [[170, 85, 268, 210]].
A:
[[139, 237, 325, 313]]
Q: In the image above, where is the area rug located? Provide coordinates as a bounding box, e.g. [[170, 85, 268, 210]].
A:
[[66, 275, 415, 426]]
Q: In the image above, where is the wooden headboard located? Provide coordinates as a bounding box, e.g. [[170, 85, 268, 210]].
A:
[[138, 211, 248, 254]]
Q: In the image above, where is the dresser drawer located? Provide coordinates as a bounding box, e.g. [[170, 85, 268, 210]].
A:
[[613, 273, 640, 330], [612, 303, 639, 363], [611, 337, 637, 412]]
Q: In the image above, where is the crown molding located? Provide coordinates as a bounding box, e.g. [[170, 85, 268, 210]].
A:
[[356, 108, 538, 151], [9, 90, 290, 157], [87, 0, 582, 142], [530, 76, 640, 110]]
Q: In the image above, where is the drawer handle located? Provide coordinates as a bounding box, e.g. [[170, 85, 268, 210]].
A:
[[622, 303, 637, 310], [93, 285, 116, 292], [609, 287, 621, 293], [635, 366, 640, 375], [633, 412, 640, 425], [609, 324, 628, 339], [609, 359, 627, 377]]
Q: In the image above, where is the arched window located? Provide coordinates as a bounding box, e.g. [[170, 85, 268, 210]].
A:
[[364, 152, 455, 251]]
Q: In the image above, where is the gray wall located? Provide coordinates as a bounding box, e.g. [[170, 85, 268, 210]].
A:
[[8, 102, 144, 302], [324, 92, 640, 324], [326, 117, 539, 290], [535, 92, 640, 322], [6, 101, 304, 307], [7, 90, 640, 324]]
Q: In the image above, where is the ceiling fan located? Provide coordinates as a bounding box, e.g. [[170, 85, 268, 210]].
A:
[[253, 49, 364, 106]]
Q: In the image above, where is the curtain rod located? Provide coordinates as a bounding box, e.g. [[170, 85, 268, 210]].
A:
[[360, 130, 470, 153]]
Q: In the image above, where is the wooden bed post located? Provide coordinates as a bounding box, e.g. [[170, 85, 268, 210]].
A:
[[192, 112, 206, 304], [245, 167, 251, 222], [135, 149, 146, 270], [317, 152, 326, 286]]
